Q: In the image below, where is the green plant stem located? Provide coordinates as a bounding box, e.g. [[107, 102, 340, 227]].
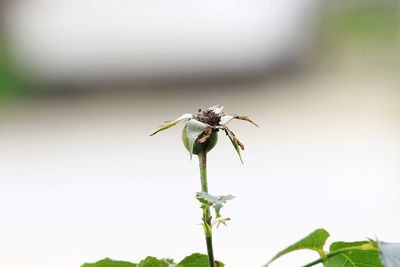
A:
[[317, 250, 328, 267], [198, 150, 215, 267]]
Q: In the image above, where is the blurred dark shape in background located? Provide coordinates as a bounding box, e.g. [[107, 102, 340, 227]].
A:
[[0, 0, 398, 97], [1, 1, 318, 90]]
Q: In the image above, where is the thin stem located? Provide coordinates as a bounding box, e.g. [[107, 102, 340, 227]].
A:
[[301, 250, 343, 267], [198, 150, 215, 267]]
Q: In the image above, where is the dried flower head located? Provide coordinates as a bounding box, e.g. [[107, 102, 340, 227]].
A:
[[150, 105, 258, 162]]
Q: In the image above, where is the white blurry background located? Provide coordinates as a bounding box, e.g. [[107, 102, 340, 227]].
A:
[[3, 0, 317, 82], [0, 1, 399, 267]]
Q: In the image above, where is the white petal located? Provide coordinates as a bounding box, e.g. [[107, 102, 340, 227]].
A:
[[220, 115, 234, 125], [208, 105, 224, 114], [177, 113, 194, 121]]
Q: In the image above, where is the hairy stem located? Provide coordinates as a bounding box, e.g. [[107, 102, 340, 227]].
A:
[[198, 151, 215, 267]]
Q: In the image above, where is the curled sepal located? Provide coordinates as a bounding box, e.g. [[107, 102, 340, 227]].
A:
[[186, 119, 208, 158], [234, 115, 259, 127], [223, 125, 244, 163], [150, 113, 193, 136], [378, 242, 400, 267], [196, 192, 235, 218], [197, 127, 213, 143]]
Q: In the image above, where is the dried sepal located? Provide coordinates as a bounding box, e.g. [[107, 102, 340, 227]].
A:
[[150, 113, 193, 136], [223, 125, 244, 163], [234, 115, 259, 127], [197, 127, 213, 144]]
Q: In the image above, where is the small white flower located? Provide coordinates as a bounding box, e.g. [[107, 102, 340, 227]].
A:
[[150, 105, 258, 162]]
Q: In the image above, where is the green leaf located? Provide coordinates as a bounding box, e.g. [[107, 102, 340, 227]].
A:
[[150, 113, 193, 136], [177, 253, 208, 267], [326, 241, 383, 267], [137, 256, 169, 267], [378, 242, 400, 267], [82, 258, 137, 267], [196, 192, 235, 218], [177, 253, 224, 267], [185, 119, 208, 158], [162, 258, 176, 266], [265, 228, 330, 266]]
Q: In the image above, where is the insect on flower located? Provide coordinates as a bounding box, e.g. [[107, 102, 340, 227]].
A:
[[150, 105, 258, 162]]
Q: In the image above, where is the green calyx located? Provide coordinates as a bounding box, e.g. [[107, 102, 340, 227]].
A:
[[182, 125, 218, 155]]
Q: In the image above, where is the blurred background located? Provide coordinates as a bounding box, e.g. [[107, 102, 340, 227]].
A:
[[0, 1, 399, 267]]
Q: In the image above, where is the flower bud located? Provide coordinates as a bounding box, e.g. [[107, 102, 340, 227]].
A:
[[182, 125, 218, 155]]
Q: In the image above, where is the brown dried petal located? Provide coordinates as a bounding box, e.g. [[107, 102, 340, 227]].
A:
[[237, 138, 245, 150], [197, 127, 213, 143], [224, 126, 245, 150], [234, 115, 259, 127]]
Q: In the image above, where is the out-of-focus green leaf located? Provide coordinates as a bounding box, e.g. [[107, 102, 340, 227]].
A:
[[186, 119, 208, 158], [82, 258, 137, 267], [162, 258, 176, 266], [177, 253, 224, 267], [177, 253, 208, 267], [150, 113, 193, 136], [326, 241, 383, 267], [137, 256, 169, 267], [265, 229, 330, 266], [196, 192, 235, 218], [379, 242, 400, 267]]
